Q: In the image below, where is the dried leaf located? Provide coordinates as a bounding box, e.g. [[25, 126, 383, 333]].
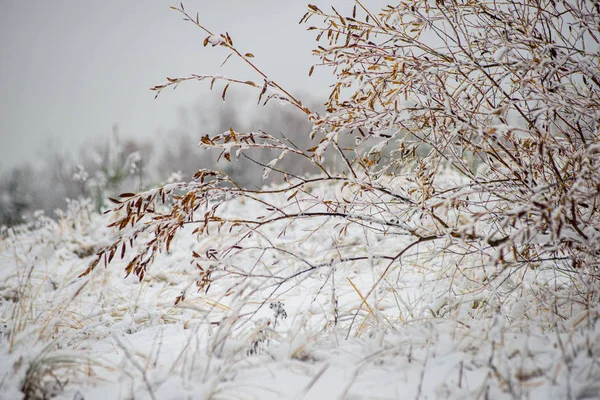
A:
[[78, 256, 100, 277], [108, 248, 116, 264], [258, 80, 268, 105], [222, 83, 230, 101], [166, 234, 174, 252]]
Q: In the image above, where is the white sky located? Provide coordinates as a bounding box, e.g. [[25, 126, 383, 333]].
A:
[[0, 1, 386, 169]]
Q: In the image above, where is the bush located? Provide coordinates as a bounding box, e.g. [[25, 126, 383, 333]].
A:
[[85, 0, 599, 328], [0, 167, 34, 227]]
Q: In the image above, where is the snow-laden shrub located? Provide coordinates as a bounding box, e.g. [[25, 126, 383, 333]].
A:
[[84, 0, 599, 335]]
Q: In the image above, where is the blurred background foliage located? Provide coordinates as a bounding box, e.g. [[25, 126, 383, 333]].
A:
[[0, 95, 323, 227]]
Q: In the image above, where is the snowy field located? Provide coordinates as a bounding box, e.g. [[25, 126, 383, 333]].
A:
[[1, 173, 599, 400]]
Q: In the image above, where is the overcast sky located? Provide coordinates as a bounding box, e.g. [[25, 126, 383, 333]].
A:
[[0, 1, 388, 169]]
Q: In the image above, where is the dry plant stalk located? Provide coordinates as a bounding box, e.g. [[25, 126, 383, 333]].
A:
[[81, 0, 599, 323]]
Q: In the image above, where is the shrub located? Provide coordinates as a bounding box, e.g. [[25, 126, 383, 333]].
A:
[[84, 0, 599, 327], [0, 167, 34, 227]]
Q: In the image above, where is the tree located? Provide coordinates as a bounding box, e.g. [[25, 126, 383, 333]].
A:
[[83, 0, 599, 329]]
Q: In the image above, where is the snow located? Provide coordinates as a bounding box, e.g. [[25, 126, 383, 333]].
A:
[[0, 176, 599, 399], [207, 36, 226, 47], [493, 47, 509, 62]]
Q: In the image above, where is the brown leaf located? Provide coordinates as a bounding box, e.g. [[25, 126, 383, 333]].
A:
[[124, 259, 136, 278], [258, 80, 268, 104], [166, 234, 174, 252], [174, 294, 185, 306], [78, 256, 100, 278], [108, 248, 116, 263], [222, 83, 230, 101]]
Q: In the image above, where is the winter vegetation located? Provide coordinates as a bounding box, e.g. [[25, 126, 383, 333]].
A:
[[1, 0, 600, 398]]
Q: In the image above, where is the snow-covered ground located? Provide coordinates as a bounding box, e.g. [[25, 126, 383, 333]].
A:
[[1, 177, 599, 400]]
